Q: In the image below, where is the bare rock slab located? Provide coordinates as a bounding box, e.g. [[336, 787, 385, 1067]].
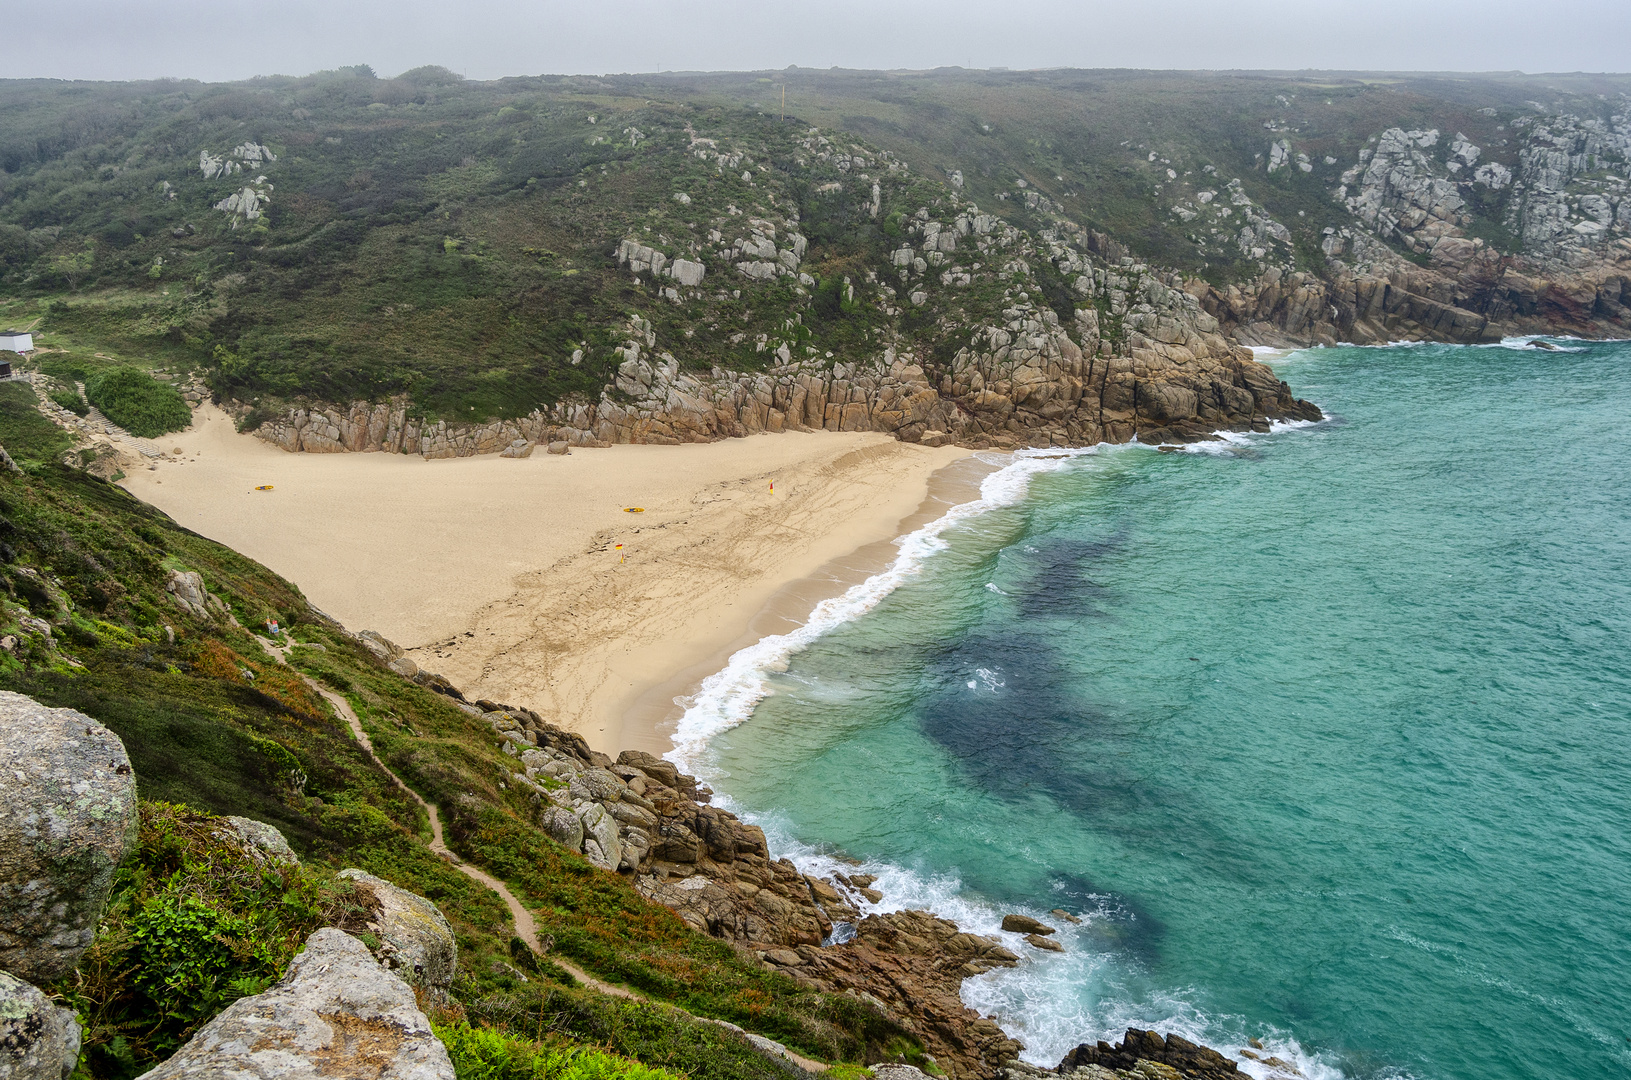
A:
[[999, 913, 1055, 936], [338, 870, 457, 997], [136, 927, 453, 1080], [0, 969, 81, 1080], [0, 691, 138, 983]]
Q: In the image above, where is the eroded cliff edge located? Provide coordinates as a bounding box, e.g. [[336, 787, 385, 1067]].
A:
[[248, 263, 1321, 458]]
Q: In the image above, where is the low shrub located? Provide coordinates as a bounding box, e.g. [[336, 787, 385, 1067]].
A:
[[435, 1021, 683, 1080], [461, 989, 799, 1080], [83, 366, 191, 437], [51, 387, 89, 416], [60, 801, 370, 1078]]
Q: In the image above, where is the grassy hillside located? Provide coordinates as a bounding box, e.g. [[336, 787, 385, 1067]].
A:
[[0, 394, 919, 1078], [0, 67, 1627, 427]]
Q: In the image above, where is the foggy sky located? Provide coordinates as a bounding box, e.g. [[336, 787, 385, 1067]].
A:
[[4, 0, 1629, 83]]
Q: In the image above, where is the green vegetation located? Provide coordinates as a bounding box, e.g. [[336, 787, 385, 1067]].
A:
[[435, 1022, 683, 1080], [0, 434, 918, 1077], [83, 365, 191, 437], [64, 802, 371, 1075], [0, 380, 74, 468], [49, 386, 88, 416], [3, 68, 1623, 428]]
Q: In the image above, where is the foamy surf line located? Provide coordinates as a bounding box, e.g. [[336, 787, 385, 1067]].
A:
[[664, 418, 1332, 763], [662, 424, 1360, 1079], [664, 446, 1097, 775], [728, 804, 1360, 1080]]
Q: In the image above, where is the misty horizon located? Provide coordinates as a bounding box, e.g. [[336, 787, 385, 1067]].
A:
[[5, 0, 1629, 84]]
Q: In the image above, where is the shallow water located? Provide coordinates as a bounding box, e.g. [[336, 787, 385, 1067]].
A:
[[679, 339, 1631, 1080]]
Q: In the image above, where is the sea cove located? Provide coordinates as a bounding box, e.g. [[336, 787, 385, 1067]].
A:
[[688, 339, 1631, 1080]]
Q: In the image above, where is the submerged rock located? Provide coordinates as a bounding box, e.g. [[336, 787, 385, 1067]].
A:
[[0, 692, 138, 983], [0, 970, 81, 1080], [137, 928, 453, 1080], [337, 870, 457, 998], [1023, 933, 1063, 953]]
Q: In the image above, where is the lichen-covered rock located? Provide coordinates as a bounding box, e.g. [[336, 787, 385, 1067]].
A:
[[163, 570, 229, 621], [0, 970, 81, 1080], [576, 803, 621, 870], [337, 870, 456, 997], [215, 817, 298, 866], [136, 928, 453, 1080], [538, 806, 584, 850], [0, 692, 138, 983]]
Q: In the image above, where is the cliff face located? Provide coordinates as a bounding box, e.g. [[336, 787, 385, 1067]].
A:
[[1200, 114, 1631, 347], [249, 260, 1319, 457], [1193, 242, 1631, 348]]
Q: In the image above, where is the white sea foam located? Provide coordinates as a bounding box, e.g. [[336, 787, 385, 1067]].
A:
[[664, 446, 1098, 775], [734, 803, 1360, 1080], [665, 421, 1361, 1076], [1148, 417, 1324, 456], [1489, 335, 1588, 352]]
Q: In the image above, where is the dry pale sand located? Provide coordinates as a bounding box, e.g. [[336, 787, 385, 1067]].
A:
[[122, 406, 968, 752]]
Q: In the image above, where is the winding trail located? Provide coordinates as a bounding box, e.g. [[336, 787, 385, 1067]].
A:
[[255, 636, 636, 998], [256, 636, 827, 1073]]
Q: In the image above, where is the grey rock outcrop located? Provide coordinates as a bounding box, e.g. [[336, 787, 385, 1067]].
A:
[[216, 817, 298, 866], [356, 630, 404, 662], [872, 1066, 933, 1080], [164, 570, 228, 621], [0, 970, 81, 1080], [136, 927, 453, 1080], [337, 870, 456, 998], [0, 692, 138, 983]]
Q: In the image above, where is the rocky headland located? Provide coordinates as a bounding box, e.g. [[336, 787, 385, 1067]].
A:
[[0, 651, 1278, 1080], [244, 267, 1321, 460]]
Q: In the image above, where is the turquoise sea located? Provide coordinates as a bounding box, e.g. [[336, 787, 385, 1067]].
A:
[[668, 339, 1631, 1080]]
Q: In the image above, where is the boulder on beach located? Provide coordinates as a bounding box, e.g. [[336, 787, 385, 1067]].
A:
[[0, 691, 138, 983], [136, 927, 454, 1080]]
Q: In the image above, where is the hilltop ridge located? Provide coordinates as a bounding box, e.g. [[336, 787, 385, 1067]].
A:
[[1, 67, 1626, 456]]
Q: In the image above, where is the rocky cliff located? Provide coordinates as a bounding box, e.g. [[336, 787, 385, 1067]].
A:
[[248, 254, 1319, 458], [451, 692, 1035, 1079], [1195, 115, 1631, 348]]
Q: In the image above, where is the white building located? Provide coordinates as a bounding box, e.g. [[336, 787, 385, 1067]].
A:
[[0, 330, 33, 353]]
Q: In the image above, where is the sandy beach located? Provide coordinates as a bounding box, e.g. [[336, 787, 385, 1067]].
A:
[[121, 406, 968, 752]]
